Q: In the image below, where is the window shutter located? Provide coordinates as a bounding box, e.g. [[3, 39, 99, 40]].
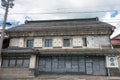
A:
[[73, 37, 82, 47], [53, 37, 62, 47], [73, 38, 77, 47], [19, 38, 24, 47], [34, 38, 42, 47]]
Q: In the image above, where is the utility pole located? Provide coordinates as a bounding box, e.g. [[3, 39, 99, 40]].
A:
[[0, 0, 14, 67]]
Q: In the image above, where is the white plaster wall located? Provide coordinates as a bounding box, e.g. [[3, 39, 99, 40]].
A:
[[29, 55, 36, 69], [118, 57, 120, 69], [87, 36, 95, 48], [53, 37, 62, 47], [9, 38, 19, 47], [98, 36, 110, 46], [87, 36, 110, 48], [34, 38, 42, 47], [9, 35, 110, 49], [19, 38, 24, 47], [73, 37, 82, 47]]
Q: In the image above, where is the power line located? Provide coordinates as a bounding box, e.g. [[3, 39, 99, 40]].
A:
[[0, 10, 119, 15], [102, 19, 120, 20], [21, 3, 120, 10], [103, 22, 120, 23]]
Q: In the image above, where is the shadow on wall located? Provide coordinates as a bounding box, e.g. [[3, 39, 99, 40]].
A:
[[3, 38, 10, 49], [109, 68, 120, 76]]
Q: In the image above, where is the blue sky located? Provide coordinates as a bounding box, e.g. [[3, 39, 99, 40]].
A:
[[0, 0, 120, 38]]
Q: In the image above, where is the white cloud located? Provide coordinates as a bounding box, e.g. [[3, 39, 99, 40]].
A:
[[102, 11, 120, 38], [0, 0, 120, 37]]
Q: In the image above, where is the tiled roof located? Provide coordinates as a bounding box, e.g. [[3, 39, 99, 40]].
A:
[[38, 49, 120, 56], [2, 47, 37, 54], [112, 34, 120, 39], [6, 18, 114, 33], [2, 47, 120, 56]]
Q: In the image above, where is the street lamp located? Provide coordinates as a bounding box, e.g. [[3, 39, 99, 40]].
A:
[[0, 0, 14, 67]]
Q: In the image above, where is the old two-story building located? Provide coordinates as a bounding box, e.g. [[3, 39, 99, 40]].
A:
[[1, 18, 120, 77], [111, 34, 120, 74]]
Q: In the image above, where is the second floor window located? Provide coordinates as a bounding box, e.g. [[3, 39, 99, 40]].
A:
[[45, 39, 52, 47], [63, 39, 71, 47], [82, 37, 87, 47], [26, 39, 34, 48]]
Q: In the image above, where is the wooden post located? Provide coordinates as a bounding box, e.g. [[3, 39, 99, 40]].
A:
[[29, 55, 36, 76], [107, 68, 110, 77], [29, 55, 36, 69]]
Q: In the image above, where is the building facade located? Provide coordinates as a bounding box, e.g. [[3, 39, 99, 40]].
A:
[[1, 18, 120, 76], [111, 34, 120, 75]]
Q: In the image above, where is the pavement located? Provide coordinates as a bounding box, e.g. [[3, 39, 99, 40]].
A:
[[35, 75, 120, 80], [1, 75, 120, 80]]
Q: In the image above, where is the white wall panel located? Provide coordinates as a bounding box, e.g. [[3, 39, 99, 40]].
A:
[[73, 37, 82, 47], [53, 37, 62, 47], [9, 38, 19, 47], [34, 38, 42, 47], [19, 38, 24, 47]]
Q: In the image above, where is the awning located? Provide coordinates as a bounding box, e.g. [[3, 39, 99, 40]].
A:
[[2, 47, 37, 56], [2, 48, 120, 56], [38, 49, 120, 56]]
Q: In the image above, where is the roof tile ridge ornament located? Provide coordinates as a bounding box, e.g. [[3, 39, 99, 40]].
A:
[[96, 17, 99, 21], [25, 20, 28, 24], [25, 17, 99, 23]]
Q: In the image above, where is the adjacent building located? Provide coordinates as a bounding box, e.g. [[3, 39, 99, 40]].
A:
[[1, 18, 120, 77], [111, 34, 120, 48], [111, 34, 120, 75]]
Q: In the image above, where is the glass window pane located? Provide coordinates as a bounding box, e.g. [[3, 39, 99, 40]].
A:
[[82, 37, 87, 47], [23, 59, 29, 68], [65, 57, 71, 69], [39, 58, 46, 71], [31, 40, 34, 47], [45, 40, 48, 47], [27, 39, 34, 48], [71, 57, 78, 69], [64, 39, 70, 47], [79, 57, 85, 72], [58, 57, 65, 69], [49, 39, 52, 47], [9, 59, 16, 67], [2, 59, 9, 67], [52, 57, 58, 72], [45, 39, 52, 47], [2, 57, 30, 68], [46, 57, 52, 72], [16, 58, 23, 67]]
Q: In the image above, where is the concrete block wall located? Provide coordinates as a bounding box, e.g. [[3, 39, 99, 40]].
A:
[[109, 68, 120, 76], [0, 68, 34, 79]]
